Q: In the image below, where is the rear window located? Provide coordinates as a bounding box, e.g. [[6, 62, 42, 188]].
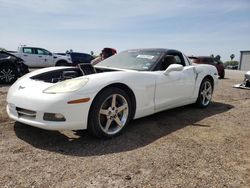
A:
[[23, 48, 33, 54]]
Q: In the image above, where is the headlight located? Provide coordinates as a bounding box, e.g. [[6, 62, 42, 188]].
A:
[[43, 78, 89, 94]]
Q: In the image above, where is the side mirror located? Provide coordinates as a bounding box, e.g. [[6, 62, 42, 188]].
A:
[[164, 64, 184, 75]]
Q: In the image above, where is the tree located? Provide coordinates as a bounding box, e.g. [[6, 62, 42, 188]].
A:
[[215, 55, 221, 61], [230, 54, 235, 61], [0, 47, 6, 51]]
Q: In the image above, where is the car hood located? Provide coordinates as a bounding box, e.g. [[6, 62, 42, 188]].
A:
[[0, 56, 24, 65], [0, 51, 24, 62]]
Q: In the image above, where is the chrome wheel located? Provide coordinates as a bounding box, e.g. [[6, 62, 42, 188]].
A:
[[99, 94, 129, 135], [0, 67, 17, 83], [200, 81, 213, 106]]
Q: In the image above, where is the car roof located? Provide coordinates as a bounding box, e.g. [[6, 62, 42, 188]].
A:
[[21, 47, 44, 49], [124, 48, 182, 54]]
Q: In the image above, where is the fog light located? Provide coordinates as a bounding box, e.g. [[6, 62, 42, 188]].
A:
[[43, 113, 66, 121]]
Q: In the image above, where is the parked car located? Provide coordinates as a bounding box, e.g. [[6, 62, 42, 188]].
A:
[[55, 52, 94, 65], [6, 48, 218, 138], [91, 47, 117, 65], [0, 51, 29, 84], [189, 56, 225, 78], [67, 52, 94, 65], [233, 70, 250, 89], [243, 71, 250, 87], [10, 46, 72, 68], [226, 65, 238, 70]]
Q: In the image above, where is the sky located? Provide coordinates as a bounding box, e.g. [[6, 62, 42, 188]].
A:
[[0, 0, 250, 61]]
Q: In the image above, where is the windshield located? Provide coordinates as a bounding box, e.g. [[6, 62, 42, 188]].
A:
[[97, 49, 163, 71]]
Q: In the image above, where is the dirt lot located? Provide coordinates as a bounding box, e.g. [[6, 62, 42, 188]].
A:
[[0, 70, 249, 187]]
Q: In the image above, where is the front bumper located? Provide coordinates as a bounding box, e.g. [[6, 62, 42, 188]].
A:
[[7, 81, 94, 131], [7, 103, 90, 131]]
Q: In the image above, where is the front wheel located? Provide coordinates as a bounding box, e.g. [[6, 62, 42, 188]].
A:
[[56, 61, 68, 66], [0, 65, 18, 84], [195, 78, 213, 108], [88, 87, 132, 138]]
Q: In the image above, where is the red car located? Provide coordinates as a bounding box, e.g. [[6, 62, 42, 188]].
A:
[[189, 56, 225, 78]]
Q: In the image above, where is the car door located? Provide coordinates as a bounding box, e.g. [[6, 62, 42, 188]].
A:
[[35, 48, 54, 67], [154, 53, 196, 111], [21, 47, 38, 67]]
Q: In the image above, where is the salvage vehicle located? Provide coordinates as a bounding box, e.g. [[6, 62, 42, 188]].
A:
[[67, 52, 94, 65], [0, 51, 29, 84], [6, 48, 218, 138], [233, 71, 250, 90], [10, 46, 72, 67], [55, 52, 94, 65], [189, 56, 225, 78]]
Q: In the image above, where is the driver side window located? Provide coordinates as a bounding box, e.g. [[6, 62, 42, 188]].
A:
[[167, 53, 185, 66], [154, 52, 186, 71], [36, 49, 50, 55], [160, 55, 177, 70]]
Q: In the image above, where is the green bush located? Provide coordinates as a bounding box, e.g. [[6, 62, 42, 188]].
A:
[[224, 60, 239, 67]]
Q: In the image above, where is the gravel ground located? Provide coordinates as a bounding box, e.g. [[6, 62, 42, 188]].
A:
[[0, 70, 249, 187]]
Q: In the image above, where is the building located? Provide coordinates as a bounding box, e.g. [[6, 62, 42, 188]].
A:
[[239, 51, 250, 71]]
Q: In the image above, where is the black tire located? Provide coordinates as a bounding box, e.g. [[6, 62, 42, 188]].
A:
[[0, 65, 18, 84], [56, 61, 68, 66], [195, 77, 213, 108], [219, 70, 225, 79], [88, 87, 132, 138]]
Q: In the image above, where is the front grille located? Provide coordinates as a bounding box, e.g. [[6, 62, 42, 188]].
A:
[[16, 107, 36, 118]]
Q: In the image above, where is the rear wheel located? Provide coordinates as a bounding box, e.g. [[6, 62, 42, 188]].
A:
[[219, 70, 225, 79], [195, 78, 213, 108], [88, 87, 132, 138], [0, 65, 18, 84]]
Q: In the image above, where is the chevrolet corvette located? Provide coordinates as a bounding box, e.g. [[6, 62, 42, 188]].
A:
[[6, 48, 218, 138]]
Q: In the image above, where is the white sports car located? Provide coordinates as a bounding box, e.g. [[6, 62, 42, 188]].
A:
[[6, 48, 218, 138]]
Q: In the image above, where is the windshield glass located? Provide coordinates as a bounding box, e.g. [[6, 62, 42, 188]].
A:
[[97, 49, 163, 71]]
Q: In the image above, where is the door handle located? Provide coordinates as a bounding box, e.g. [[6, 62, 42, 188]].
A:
[[38, 56, 42, 58], [23, 55, 28, 57]]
